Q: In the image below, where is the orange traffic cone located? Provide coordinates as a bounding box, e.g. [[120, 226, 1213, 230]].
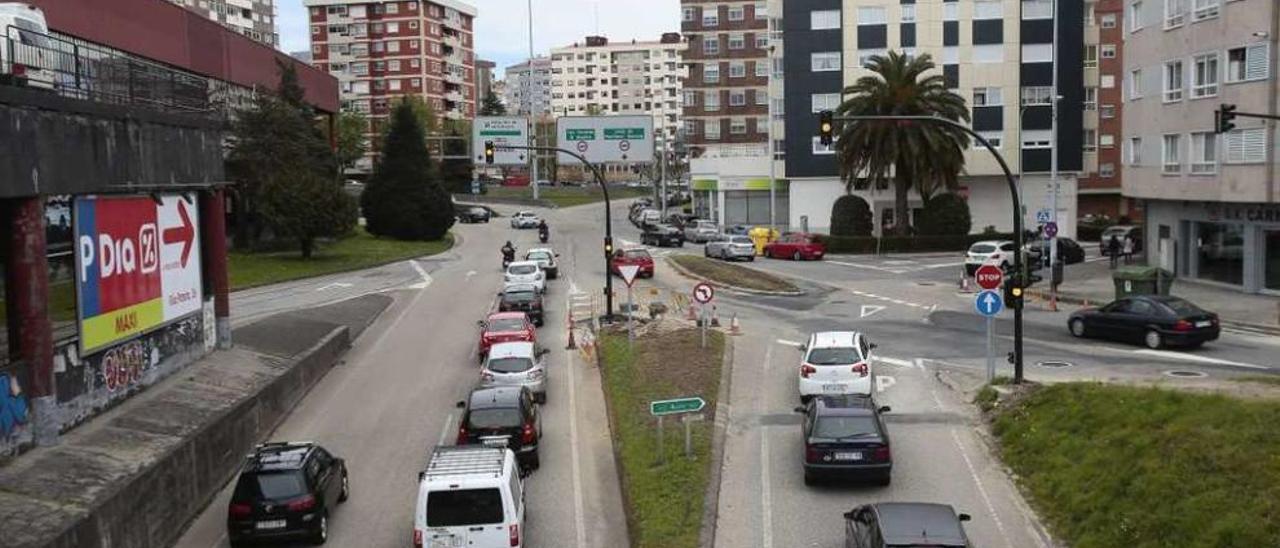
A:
[[566, 318, 577, 350], [686, 304, 697, 321], [730, 314, 741, 336]]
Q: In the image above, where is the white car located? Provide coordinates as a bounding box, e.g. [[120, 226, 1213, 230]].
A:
[[963, 240, 1017, 277], [504, 261, 546, 293], [414, 446, 525, 548], [704, 234, 756, 261], [510, 211, 541, 229], [524, 248, 559, 279], [796, 331, 875, 401]]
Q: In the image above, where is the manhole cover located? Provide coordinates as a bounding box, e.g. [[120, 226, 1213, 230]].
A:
[[1163, 370, 1208, 379], [1036, 360, 1073, 368], [916, 282, 937, 286]]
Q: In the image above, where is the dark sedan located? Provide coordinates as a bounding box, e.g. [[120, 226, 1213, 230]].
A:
[[457, 206, 491, 223], [796, 395, 892, 486], [1068, 295, 1219, 349], [640, 224, 685, 247], [1027, 237, 1085, 265]]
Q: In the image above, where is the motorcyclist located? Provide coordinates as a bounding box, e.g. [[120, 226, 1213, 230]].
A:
[[502, 241, 516, 265], [537, 220, 549, 241]]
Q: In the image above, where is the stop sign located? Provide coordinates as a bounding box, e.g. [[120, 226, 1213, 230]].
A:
[[974, 264, 1004, 290]]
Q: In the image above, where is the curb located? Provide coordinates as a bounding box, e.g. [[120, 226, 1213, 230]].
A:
[[698, 335, 734, 548], [230, 233, 457, 293], [664, 255, 806, 297], [594, 331, 637, 548], [1025, 288, 1280, 336]]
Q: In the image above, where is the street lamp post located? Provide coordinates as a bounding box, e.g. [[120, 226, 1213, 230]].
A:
[[527, 0, 539, 201], [767, 44, 777, 232]]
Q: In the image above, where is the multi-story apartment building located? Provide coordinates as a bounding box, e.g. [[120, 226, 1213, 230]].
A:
[[779, 0, 1084, 235], [1077, 0, 1129, 219], [1122, 0, 1279, 293], [504, 57, 553, 117], [549, 34, 687, 141], [681, 1, 780, 225], [168, 0, 278, 46], [306, 0, 478, 170], [476, 58, 496, 100]]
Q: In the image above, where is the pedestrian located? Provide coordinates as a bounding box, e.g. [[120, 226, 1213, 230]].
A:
[[1108, 234, 1121, 268], [1123, 235, 1135, 264]]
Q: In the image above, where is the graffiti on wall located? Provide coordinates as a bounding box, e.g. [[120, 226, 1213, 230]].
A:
[[0, 372, 29, 440]]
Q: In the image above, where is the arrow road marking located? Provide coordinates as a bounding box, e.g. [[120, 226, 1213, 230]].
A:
[[409, 259, 433, 290], [860, 305, 886, 318], [775, 339, 804, 348], [315, 282, 354, 292], [876, 356, 914, 368]]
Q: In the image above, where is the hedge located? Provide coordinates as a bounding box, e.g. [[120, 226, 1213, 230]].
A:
[[814, 232, 1023, 254]]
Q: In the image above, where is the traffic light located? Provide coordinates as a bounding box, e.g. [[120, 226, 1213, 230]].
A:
[[1215, 104, 1237, 134], [1004, 275, 1025, 310], [818, 110, 835, 146], [483, 140, 496, 164]]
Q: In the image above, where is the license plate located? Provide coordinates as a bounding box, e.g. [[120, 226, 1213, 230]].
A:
[[429, 531, 464, 548], [255, 520, 287, 530], [1195, 321, 1212, 328], [834, 452, 863, 461], [822, 384, 844, 392], [481, 436, 509, 448]]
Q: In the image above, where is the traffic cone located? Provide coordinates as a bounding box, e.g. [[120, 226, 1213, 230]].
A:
[[960, 277, 972, 292], [686, 303, 697, 321], [711, 306, 721, 327], [730, 314, 741, 336], [566, 318, 577, 350]]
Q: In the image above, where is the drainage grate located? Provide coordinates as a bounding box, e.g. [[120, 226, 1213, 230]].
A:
[[1163, 370, 1208, 379], [1036, 360, 1073, 368]]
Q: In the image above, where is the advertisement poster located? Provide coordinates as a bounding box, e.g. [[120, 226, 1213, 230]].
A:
[[75, 194, 203, 354]]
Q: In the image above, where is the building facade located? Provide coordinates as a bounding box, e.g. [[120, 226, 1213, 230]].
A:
[[167, 0, 278, 46], [504, 57, 553, 118], [1076, 0, 1131, 219], [476, 58, 496, 101], [778, 0, 1085, 236], [1121, 0, 1279, 293], [306, 0, 479, 170], [549, 34, 687, 141]]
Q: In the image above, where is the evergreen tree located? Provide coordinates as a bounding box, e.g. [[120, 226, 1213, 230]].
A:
[[259, 164, 358, 258], [479, 91, 507, 115], [439, 126, 473, 194], [362, 98, 455, 240]]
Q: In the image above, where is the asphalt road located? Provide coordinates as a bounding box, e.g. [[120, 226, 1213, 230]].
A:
[[175, 207, 627, 548]]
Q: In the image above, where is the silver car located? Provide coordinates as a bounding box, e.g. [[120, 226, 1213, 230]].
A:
[[510, 211, 541, 229], [684, 220, 720, 243], [705, 234, 757, 262], [479, 342, 549, 403]]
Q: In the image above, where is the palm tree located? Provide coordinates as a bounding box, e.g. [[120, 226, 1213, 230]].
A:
[[834, 51, 970, 235]]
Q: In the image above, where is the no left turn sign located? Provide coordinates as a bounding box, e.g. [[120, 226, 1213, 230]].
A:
[[576, 140, 589, 153], [619, 140, 631, 152], [693, 283, 714, 304]]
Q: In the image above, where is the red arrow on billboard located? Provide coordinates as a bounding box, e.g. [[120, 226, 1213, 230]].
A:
[[163, 200, 195, 268]]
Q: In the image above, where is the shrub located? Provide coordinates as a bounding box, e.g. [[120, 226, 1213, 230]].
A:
[[917, 193, 972, 236], [814, 232, 1020, 254], [830, 194, 874, 236]]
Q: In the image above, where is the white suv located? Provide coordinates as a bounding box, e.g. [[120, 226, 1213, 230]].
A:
[[796, 331, 876, 401], [504, 261, 546, 293], [510, 211, 541, 229], [964, 240, 1016, 277]]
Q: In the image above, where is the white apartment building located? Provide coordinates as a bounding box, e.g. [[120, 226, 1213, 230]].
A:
[[168, 0, 278, 46], [504, 57, 553, 118], [549, 34, 688, 142]]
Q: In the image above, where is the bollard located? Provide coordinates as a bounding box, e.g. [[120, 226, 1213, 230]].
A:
[[710, 305, 721, 327], [730, 314, 741, 336], [566, 317, 577, 350]]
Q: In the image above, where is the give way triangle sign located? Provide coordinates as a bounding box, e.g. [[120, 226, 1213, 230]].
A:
[[619, 265, 641, 286]]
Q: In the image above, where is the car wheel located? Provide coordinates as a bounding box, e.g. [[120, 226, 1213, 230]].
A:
[[1069, 318, 1087, 338], [535, 316, 544, 327], [793, 251, 802, 261], [528, 451, 541, 470], [311, 513, 328, 545], [536, 392, 546, 404], [704, 247, 710, 258], [748, 256, 755, 262], [1144, 330, 1163, 349], [338, 471, 350, 502], [876, 472, 892, 487], [803, 471, 815, 487]]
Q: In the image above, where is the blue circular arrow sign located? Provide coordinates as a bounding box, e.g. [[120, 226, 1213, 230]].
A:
[[975, 290, 1004, 317]]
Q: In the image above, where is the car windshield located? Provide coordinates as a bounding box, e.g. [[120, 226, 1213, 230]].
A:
[[970, 244, 997, 254], [623, 250, 651, 260], [812, 416, 879, 439], [234, 471, 307, 500], [509, 265, 537, 275], [731, 237, 753, 244], [470, 208, 486, 214], [503, 290, 536, 302], [487, 357, 534, 373], [807, 347, 860, 365], [527, 252, 551, 262], [467, 408, 522, 429], [14, 18, 51, 48], [1160, 298, 1205, 316], [488, 318, 526, 332], [426, 488, 505, 527]]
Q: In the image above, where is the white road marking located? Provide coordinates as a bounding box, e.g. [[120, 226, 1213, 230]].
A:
[[828, 260, 898, 272], [914, 358, 926, 370], [466, 270, 477, 279], [889, 299, 907, 305], [876, 356, 914, 368], [1132, 349, 1270, 370], [315, 282, 353, 291], [875, 375, 896, 393], [408, 259, 434, 290], [949, 428, 1017, 548], [920, 261, 965, 269], [567, 339, 588, 547], [775, 339, 804, 348], [437, 413, 455, 446], [859, 305, 886, 318], [759, 344, 774, 548]]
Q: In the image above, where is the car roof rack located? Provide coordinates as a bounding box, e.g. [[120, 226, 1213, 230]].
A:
[[422, 446, 507, 481]]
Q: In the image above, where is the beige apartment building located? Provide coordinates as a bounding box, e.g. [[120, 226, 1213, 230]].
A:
[[549, 34, 687, 142], [168, 0, 278, 46], [1122, 0, 1279, 293]]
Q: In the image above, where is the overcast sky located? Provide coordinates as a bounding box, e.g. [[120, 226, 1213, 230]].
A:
[[278, 0, 680, 75]]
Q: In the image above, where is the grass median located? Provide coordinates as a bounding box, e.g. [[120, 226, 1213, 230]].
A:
[[599, 328, 725, 548], [229, 228, 453, 290], [669, 254, 801, 293], [485, 186, 650, 208], [991, 383, 1280, 547]]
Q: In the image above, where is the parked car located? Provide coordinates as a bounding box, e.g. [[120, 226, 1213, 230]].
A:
[[635, 209, 661, 227], [524, 248, 559, 279], [477, 312, 537, 362], [843, 503, 972, 548], [1068, 295, 1219, 349], [455, 386, 543, 470], [795, 395, 892, 486], [1100, 225, 1143, 255], [611, 248, 655, 278], [725, 224, 752, 236], [503, 261, 546, 294], [0, 4, 58, 90], [797, 331, 876, 402], [479, 342, 550, 403], [963, 240, 1018, 276], [510, 211, 541, 229], [765, 233, 827, 261], [226, 441, 349, 546], [497, 284, 544, 326], [705, 234, 757, 261], [640, 224, 685, 247], [683, 220, 719, 243], [458, 206, 491, 224], [1026, 237, 1085, 265], [414, 446, 526, 548]]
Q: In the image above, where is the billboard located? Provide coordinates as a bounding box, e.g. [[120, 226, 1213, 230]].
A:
[[75, 194, 203, 354], [556, 115, 655, 164]]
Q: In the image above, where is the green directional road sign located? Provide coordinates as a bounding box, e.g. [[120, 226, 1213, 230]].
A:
[[565, 129, 597, 140], [650, 397, 706, 416], [556, 115, 654, 163], [604, 128, 646, 140]]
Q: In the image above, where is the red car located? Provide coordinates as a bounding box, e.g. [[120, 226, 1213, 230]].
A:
[[477, 312, 537, 361], [611, 248, 655, 278], [765, 233, 826, 261]]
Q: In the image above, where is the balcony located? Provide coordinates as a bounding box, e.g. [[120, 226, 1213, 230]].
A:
[[444, 70, 464, 85], [443, 16, 464, 31], [443, 34, 460, 49], [445, 90, 463, 102], [444, 108, 464, 120]]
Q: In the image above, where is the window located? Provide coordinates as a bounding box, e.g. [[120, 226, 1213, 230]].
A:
[[683, 7, 696, 21], [1163, 61, 1184, 101], [684, 120, 698, 135], [900, 5, 916, 22], [1021, 86, 1054, 105], [387, 22, 399, 33], [327, 5, 347, 15], [973, 87, 1003, 106], [1128, 137, 1143, 165], [1226, 44, 1270, 83], [1129, 69, 1144, 99], [389, 59, 401, 71], [1101, 14, 1117, 28], [1023, 44, 1053, 63], [1084, 45, 1098, 68], [705, 92, 721, 111], [1101, 74, 1116, 88], [1223, 128, 1267, 163], [1162, 134, 1181, 173], [811, 9, 841, 29], [387, 41, 400, 52], [1192, 53, 1218, 97], [1129, 1, 1144, 32], [755, 92, 768, 106], [812, 136, 835, 155], [755, 60, 769, 77], [974, 0, 1003, 19], [705, 119, 721, 139], [858, 49, 887, 67], [857, 6, 886, 24], [1164, 0, 1187, 27], [974, 45, 1005, 63], [975, 131, 1003, 149], [312, 25, 320, 35], [1022, 130, 1052, 149], [703, 37, 720, 55], [388, 79, 401, 91], [729, 34, 745, 50], [1101, 44, 1116, 59], [729, 6, 744, 20], [1192, 0, 1219, 21], [730, 118, 747, 134], [1024, 0, 1054, 19], [1084, 2, 1095, 24], [943, 2, 959, 21], [811, 52, 841, 72], [730, 91, 746, 106], [1084, 87, 1098, 110], [1190, 131, 1217, 173], [411, 78, 421, 88], [704, 12, 719, 26], [730, 61, 746, 77], [409, 20, 418, 29], [1083, 129, 1097, 152], [385, 2, 398, 13], [811, 93, 841, 113], [684, 90, 697, 106], [1100, 163, 1115, 177], [704, 64, 720, 83], [756, 35, 768, 49]]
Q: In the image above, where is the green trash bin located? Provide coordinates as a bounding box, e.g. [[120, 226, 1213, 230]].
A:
[[1112, 266, 1175, 299]]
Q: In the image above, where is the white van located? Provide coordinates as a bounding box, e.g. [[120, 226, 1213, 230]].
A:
[[0, 3, 57, 89], [414, 446, 525, 548]]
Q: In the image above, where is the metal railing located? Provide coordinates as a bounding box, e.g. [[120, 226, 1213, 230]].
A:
[[2, 25, 217, 116]]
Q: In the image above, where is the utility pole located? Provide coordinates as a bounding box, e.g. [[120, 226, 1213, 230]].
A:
[[767, 44, 777, 232], [527, 0, 539, 200], [1048, 0, 1060, 310], [660, 102, 668, 220]]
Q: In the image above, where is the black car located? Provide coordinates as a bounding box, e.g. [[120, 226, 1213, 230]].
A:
[[843, 503, 973, 548], [1027, 237, 1086, 265], [456, 386, 542, 472], [1068, 295, 1220, 349], [640, 224, 685, 247], [795, 395, 892, 486], [227, 442, 349, 546], [498, 283, 545, 326], [458, 207, 491, 224]]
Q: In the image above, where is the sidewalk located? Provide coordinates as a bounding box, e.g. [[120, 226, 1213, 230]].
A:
[[1027, 259, 1280, 334], [0, 295, 390, 548]]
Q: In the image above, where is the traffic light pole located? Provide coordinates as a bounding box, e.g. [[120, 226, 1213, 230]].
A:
[[494, 143, 615, 318], [1214, 104, 1280, 133], [829, 114, 1026, 383]]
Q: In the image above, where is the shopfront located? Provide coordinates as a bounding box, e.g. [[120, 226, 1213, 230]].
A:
[[1145, 200, 1280, 294], [691, 177, 790, 229]]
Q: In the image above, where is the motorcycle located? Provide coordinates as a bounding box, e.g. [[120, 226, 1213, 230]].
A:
[[538, 228, 549, 244], [502, 248, 515, 269]]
